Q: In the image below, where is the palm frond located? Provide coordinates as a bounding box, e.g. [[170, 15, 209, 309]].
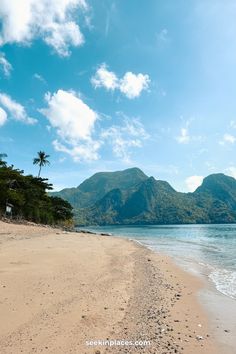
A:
[[33, 158, 40, 165]]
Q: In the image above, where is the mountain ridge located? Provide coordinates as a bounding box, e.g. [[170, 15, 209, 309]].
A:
[[50, 168, 236, 225]]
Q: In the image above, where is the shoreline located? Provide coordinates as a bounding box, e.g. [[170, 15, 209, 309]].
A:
[[123, 238, 236, 354], [0, 221, 219, 353]]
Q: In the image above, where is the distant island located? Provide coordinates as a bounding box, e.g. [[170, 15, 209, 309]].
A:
[[51, 167, 236, 226]]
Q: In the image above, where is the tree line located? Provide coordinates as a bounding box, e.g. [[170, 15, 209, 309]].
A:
[[0, 152, 73, 227]]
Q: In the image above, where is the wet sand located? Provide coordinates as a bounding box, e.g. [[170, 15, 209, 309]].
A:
[[0, 221, 217, 353]]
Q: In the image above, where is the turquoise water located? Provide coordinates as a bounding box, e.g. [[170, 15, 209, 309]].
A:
[[78, 224, 236, 299]]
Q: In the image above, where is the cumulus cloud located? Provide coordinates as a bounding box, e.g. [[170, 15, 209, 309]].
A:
[[91, 64, 118, 90], [40, 89, 100, 162], [219, 133, 236, 145], [0, 0, 88, 56], [120, 72, 150, 99], [41, 90, 149, 163], [0, 107, 7, 126], [185, 175, 204, 192], [0, 92, 37, 124], [41, 89, 97, 142], [101, 116, 149, 163], [91, 64, 150, 99], [0, 53, 12, 76]]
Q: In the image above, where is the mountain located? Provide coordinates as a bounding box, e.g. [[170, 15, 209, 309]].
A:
[[51, 167, 148, 208], [193, 173, 236, 223], [195, 173, 236, 207], [51, 169, 236, 225]]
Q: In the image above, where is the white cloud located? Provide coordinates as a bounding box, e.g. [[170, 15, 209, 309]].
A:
[[176, 118, 204, 145], [0, 93, 37, 124], [0, 0, 88, 57], [225, 166, 236, 179], [91, 64, 150, 99], [120, 72, 150, 99], [224, 134, 236, 143], [219, 133, 236, 145], [91, 63, 118, 90], [53, 139, 100, 162], [0, 52, 12, 76], [41, 89, 100, 162], [185, 175, 204, 192], [176, 128, 190, 144], [41, 91, 150, 163], [0, 107, 7, 126], [101, 116, 149, 163], [41, 89, 97, 142], [43, 21, 84, 57], [33, 73, 46, 83]]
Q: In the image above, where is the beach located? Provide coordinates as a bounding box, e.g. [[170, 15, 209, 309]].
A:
[[0, 221, 218, 354]]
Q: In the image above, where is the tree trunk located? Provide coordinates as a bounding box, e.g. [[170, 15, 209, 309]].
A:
[[38, 165, 42, 178]]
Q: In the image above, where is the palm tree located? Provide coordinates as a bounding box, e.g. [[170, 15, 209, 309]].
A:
[[33, 151, 50, 177]]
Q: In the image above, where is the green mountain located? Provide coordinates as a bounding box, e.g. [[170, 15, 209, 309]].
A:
[[51, 169, 236, 225], [51, 167, 148, 208]]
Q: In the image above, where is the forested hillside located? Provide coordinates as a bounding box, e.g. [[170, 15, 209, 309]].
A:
[[52, 168, 236, 226]]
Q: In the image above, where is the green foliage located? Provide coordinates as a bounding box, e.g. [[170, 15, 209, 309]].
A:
[[0, 153, 7, 167], [53, 169, 236, 226], [0, 162, 73, 225], [50, 196, 73, 221]]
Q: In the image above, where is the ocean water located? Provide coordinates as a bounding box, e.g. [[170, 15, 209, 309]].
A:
[[78, 224, 236, 300]]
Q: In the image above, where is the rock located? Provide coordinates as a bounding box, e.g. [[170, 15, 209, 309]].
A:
[[196, 335, 204, 341], [224, 329, 230, 333]]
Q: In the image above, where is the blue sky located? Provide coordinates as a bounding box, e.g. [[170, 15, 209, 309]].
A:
[[1, 0, 236, 192]]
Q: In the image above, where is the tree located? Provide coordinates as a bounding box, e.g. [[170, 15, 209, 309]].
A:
[[50, 196, 73, 221], [33, 151, 50, 177], [0, 157, 73, 226], [0, 153, 7, 167]]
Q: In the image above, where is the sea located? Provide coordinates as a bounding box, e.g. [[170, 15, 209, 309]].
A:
[[78, 224, 236, 300]]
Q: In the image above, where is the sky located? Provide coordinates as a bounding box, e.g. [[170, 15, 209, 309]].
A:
[[1, 0, 236, 192]]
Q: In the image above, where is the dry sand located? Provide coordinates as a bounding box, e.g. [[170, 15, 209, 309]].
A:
[[0, 221, 218, 354]]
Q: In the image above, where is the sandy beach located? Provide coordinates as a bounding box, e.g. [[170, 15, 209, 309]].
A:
[[0, 220, 218, 354]]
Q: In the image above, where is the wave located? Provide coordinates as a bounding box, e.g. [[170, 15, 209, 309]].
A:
[[209, 268, 236, 299], [132, 238, 236, 299]]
